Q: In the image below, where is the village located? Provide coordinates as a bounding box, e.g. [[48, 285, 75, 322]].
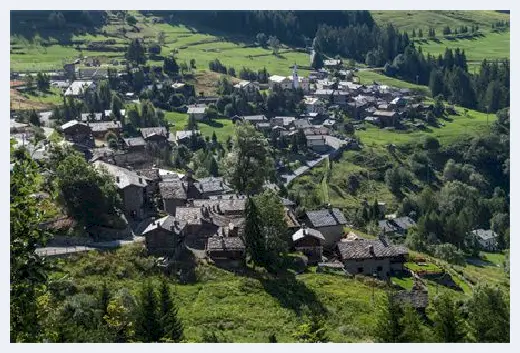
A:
[[10, 52, 502, 320]]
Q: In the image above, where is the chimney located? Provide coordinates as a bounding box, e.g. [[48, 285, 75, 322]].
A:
[[368, 245, 374, 256], [138, 177, 143, 184], [174, 220, 179, 226], [327, 203, 333, 213], [116, 176, 120, 183]]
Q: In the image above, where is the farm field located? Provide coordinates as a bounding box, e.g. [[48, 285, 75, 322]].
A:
[[371, 10, 509, 33], [357, 106, 495, 146], [165, 111, 236, 142], [415, 31, 510, 71], [356, 70, 430, 94]]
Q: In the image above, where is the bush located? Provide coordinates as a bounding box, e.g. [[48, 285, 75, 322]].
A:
[[432, 244, 466, 266]]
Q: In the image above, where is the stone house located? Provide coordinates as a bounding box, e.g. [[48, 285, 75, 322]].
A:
[[140, 127, 169, 145], [176, 130, 201, 144], [394, 284, 429, 317], [60, 120, 94, 146], [206, 236, 246, 267], [64, 81, 96, 97], [306, 135, 328, 152], [291, 226, 325, 265], [94, 161, 151, 220], [143, 215, 186, 257], [470, 229, 499, 251], [234, 81, 260, 101], [304, 207, 348, 247], [336, 237, 408, 278], [187, 105, 208, 121], [89, 121, 123, 139]]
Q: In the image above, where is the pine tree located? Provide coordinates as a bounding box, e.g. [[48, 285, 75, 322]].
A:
[[99, 282, 111, 324], [135, 282, 161, 342], [212, 131, 218, 145], [207, 156, 219, 177], [467, 285, 509, 342], [243, 197, 265, 268], [158, 280, 183, 342], [432, 293, 467, 342], [268, 333, 277, 342], [399, 305, 426, 342], [374, 292, 403, 343]]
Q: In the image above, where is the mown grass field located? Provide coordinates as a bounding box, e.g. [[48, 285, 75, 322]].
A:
[[371, 10, 509, 34], [165, 111, 236, 142], [357, 105, 496, 146], [415, 31, 510, 72], [356, 70, 431, 94]]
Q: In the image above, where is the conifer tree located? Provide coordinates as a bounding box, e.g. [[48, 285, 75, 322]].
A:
[[374, 292, 403, 343], [243, 197, 265, 268], [432, 293, 467, 342], [399, 305, 426, 342], [159, 280, 184, 342], [135, 282, 161, 342]]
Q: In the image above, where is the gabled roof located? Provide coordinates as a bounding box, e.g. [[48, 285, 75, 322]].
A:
[[471, 229, 498, 241], [393, 216, 416, 231], [197, 177, 232, 194], [61, 119, 90, 131], [159, 179, 187, 200], [378, 219, 399, 232], [294, 118, 312, 129], [187, 105, 207, 115], [207, 236, 245, 251], [89, 121, 122, 132], [175, 207, 203, 225], [142, 215, 186, 235], [141, 127, 168, 139], [176, 130, 200, 141], [94, 161, 150, 189], [292, 227, 325, 242], [337, 238, 408, 260], [65, 81, 95, 96], [241, 115, 267, 122], [306, 208, 347, 228], [269, 75, 288, 83], [124, 137, 146, 147], [193, 198, 246, 213]]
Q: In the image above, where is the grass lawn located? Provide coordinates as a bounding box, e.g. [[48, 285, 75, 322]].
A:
[[165, 112, 236, 142], [480, 251, 505, 267], [415, 31, 509, 71], [405, 261, 442, 273], [357, 105, 495, 147], [371, 10, 509, 34], [356, 70, 430, 95]]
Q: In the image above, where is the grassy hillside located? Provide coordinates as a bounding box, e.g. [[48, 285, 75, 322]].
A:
[[10, 11, 310, 76], [48, 243, 508, 342], [371, 10, 509, 33]]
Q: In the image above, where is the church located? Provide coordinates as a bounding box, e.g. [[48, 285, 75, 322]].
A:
[[267, 65, 310, 93]]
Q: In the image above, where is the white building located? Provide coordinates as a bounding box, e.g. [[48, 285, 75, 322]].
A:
[[470, 229, 499, 251], [304, 96, 326, 114], [64, 81, 96, 97], [268, 66, 309, 93]]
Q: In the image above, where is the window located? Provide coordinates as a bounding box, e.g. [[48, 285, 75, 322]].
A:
[[357, 267, 364, 273], [377, 266, 383, 272]]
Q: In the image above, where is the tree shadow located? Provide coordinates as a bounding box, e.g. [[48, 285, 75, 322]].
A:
[[466, 257, 496, 268], [258, 272, 328, 317], [201, 119, 224, 128]]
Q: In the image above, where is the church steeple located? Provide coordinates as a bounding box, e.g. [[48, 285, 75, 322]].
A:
[[292, 64, 299, 89]]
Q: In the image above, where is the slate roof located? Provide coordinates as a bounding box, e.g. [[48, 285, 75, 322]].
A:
[[272, 116, 296, 127], [142, 215, 186, 235], [193, 198, 247, 213], [281, 197, 296, 207], [89, 121, 122, 132], [65, 81, 94, 96], [94, 161, 150, 189], [176, 130, 200, 141], [10, 120, 28, 129], [337, 238, 408, 260], [378, 220, 399, 233], [292, 227, 325, 242], [124, 137, 146, 147], [394, 289, 429, 309], [159, 180, 187, 200], [209, 194, 247, 200], [197, 177, 232, 194], [241, 115, 267, 122], [175, 207, 203, 225], [136, 168, 160, 181], [207, 236, 245, 251], [393, 216, 416, 231], [187, 105, 207, 114], [314, 89, 334, 96], [61, 119, 88, 131], [294, 118, 313, 129], [306, 208, 348, 228], [141, 127, 168, 139], [471, 229, 498, 241]]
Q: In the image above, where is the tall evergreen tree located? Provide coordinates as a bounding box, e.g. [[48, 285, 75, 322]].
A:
[[432, 293, 467, 342], [158, 280, 183, 342], [467, 285, 509, 342], [243, 197, 265, 268], [135, 282, 161, 342], [99, 282, 111, 324], [399, 305, 426, 342], [374, 292, 403, 343]]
